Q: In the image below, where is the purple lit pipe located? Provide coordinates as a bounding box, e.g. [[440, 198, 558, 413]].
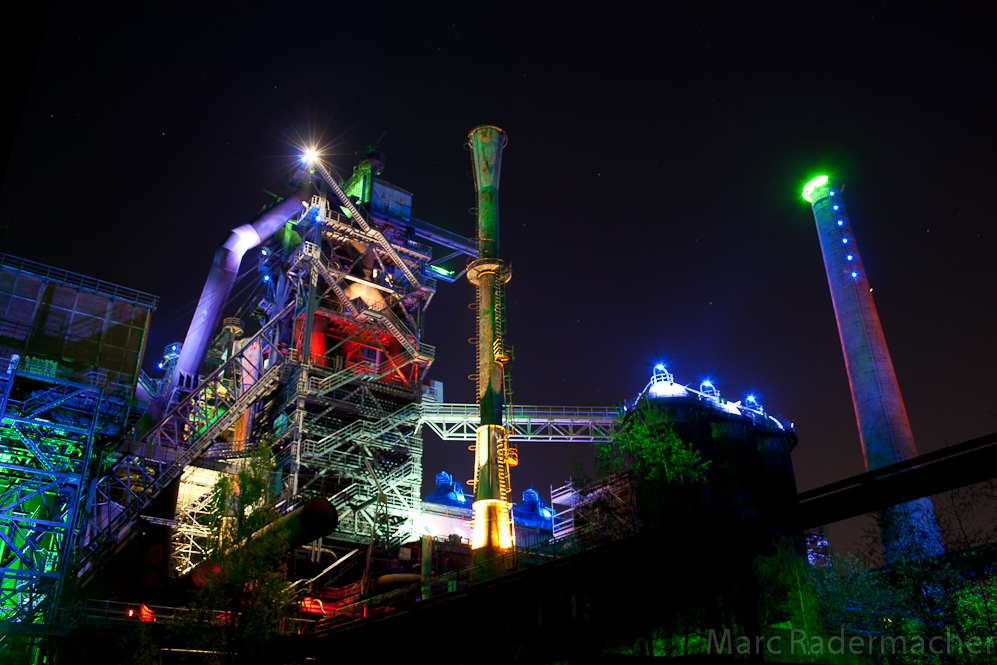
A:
[[171, 189, 310, 391]]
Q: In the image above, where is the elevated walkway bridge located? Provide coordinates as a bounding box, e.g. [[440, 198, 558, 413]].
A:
[[420, 403, 618, 443]]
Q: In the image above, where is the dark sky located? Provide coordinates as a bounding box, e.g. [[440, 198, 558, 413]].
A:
[[3, 2, 995, 554]]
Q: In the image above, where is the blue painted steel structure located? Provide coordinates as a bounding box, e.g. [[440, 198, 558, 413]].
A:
[[0, 360, 101, 631], [0, 256, 158, 638]]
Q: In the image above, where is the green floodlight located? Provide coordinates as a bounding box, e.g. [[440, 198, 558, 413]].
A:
[[429, 265, 455, 277], [802, 175, 829, 203]]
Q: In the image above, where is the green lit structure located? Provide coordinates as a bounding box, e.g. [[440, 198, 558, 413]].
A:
[[0, 255, 157, 633], [466, 126, 517, 561]]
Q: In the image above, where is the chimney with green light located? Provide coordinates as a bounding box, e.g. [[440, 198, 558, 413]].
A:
[[802, 175, 942, 563]]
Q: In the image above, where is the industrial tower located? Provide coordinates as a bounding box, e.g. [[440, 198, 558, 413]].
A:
[[802, 175, 943, 562], [76, 147, 452, 590], [466, 126, 517, 564]]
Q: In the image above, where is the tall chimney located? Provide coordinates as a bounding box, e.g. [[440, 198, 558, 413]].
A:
[[802, 176, 943, 563], [466, 126, 516, 564]]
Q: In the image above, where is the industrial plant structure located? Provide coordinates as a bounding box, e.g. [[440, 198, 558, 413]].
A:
[[1, 139, 983, 664], [0, 256, 158, 628], [552, 365, 798, 546], [0, 128, 620, 655], [465, 125, 517, 565]]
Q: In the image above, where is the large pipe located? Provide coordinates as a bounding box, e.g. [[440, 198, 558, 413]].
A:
[[466, 126, 515, 562], [170, 183, 314, 392], [803, 176, 942, 562]]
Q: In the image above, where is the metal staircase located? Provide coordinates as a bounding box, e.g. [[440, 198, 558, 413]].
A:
[[292, 242, 361, 318], [292, 241, 428, 365], [80, 309, 290, 571], [304, 403, 421, 460], [311, 159, 422, 291]]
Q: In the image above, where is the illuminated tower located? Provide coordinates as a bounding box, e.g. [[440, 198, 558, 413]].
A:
[[467, 126, 517, 564], [802, 176, 942, 563]]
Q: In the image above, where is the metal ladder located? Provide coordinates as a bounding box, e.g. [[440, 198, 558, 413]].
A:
[[304, 403, 420, 460]]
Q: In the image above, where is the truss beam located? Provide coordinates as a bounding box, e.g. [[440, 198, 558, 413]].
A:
[[421, 403, 618, 442], [0, 361, 102, 630]]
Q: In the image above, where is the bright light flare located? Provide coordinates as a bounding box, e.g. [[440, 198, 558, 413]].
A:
[[470, 499, 514, 550], [301, 148, 318, 164], [802, 175, 829, 203]]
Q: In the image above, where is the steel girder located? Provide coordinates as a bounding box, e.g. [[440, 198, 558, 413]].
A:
[[421, 403, 619, 443]]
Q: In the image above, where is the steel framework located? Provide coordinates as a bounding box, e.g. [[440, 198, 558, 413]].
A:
[[0, 358, 133, 630], [78, 151, 460, 581], [78, 304, 290, 577], [421, 403, 617, 443], [0, 254, 157, 633], [268, 167, 438, 550]]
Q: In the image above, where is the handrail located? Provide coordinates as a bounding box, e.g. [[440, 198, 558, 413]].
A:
[[0, 253, 159, 309], [81, 304, 294, 569], [422, 403, 618, 420]]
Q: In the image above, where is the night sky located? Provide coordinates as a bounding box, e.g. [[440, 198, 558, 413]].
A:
[[3, 2, 995, 554]]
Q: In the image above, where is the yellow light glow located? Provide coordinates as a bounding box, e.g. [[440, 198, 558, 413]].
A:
[[470, 499, 514, 550]]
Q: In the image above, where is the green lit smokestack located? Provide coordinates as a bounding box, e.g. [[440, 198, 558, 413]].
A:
[[466, 126, 516, 562], [802, 175, 943, 563]]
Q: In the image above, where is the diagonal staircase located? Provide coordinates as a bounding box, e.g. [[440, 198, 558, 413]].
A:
[[81, 310, 290, 570]]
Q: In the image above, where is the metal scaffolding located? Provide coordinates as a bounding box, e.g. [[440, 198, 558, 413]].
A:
[[268, 174, 438, 550], [79, 306, 289, 575], [550, 471, 640, 544], [0, 359, 124, 629], [0, 255, 157, 632], [77, 151, 459, 582]]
